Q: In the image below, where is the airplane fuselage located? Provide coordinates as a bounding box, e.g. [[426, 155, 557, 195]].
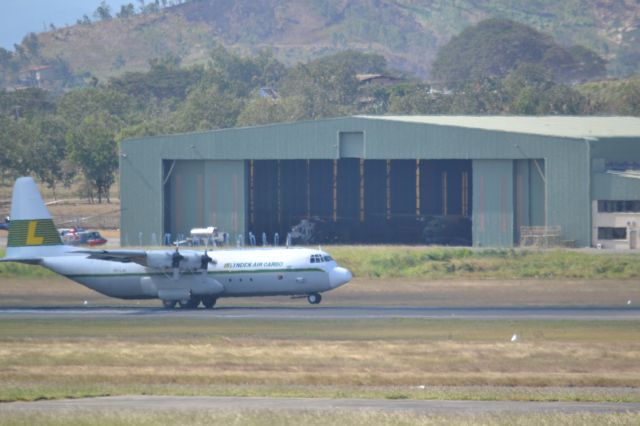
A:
[[40, 247, 350, 303]]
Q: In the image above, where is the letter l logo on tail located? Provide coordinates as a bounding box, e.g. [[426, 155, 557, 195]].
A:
[[26, 221, 44, 245]]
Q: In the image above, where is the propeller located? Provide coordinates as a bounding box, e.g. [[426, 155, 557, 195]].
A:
[[171, 246, 184, 280], [171, 246, 184, 268], [200, 250, 216, 273]]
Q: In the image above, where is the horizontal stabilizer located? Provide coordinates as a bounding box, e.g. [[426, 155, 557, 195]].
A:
[[0, 257, 42, 265]]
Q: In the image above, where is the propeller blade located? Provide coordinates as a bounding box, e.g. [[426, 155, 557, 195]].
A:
[[171, 247, 184, 268], [200, 250, 215, 270]]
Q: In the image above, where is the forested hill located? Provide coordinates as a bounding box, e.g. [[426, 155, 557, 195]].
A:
[[9, 0, 640, 81]]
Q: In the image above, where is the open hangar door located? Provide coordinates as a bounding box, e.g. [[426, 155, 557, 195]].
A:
[[248, 159, 472, 245]]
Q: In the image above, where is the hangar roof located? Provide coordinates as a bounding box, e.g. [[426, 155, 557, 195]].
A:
[[358, 116, 640, 139]]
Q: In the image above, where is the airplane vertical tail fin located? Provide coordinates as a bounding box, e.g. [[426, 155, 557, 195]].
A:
[[4, 177, 66, 260]]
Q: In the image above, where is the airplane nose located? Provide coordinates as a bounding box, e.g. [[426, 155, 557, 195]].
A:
[[329, 266, 352, 288]]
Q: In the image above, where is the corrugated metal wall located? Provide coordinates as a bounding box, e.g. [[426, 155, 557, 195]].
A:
[[119, 116, 631, 247], [472, 160, 514, 247], [513, 159, 546, 244], [593, 174, 640, 200], [161, 160, 245, 243]]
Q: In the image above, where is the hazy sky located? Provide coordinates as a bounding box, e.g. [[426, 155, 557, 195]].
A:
[[0, 0, 125, 49]]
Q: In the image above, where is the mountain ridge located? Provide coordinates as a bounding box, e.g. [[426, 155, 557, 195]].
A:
[[13, 0, 640, 81]]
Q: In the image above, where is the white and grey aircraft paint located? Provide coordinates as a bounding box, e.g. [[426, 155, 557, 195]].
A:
[[1, 177, 352, 309]]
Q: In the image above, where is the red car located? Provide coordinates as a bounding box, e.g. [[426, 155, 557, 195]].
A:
[[60, 229, 107, 246], [79, 231, 108, 246]]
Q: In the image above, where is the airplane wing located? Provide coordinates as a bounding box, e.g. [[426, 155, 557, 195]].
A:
[[1, 250, 149, 266], [73, 249, 149, 266]]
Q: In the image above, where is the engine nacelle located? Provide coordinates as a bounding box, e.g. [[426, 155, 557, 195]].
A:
[[145, 250, 204, 271], [177, 251, 203, 271]]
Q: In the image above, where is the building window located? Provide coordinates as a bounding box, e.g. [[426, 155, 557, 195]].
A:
[[597, 200, 640, 213], [598, 227, 627, 240]]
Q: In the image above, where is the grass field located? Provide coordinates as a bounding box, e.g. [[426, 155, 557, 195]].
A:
[[329, 246, 640, 280], [1, 410, 638, 426], [1, 317, 640, 403]]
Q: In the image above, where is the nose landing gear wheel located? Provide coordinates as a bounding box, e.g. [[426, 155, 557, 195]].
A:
[[307, 293, 322, 305]]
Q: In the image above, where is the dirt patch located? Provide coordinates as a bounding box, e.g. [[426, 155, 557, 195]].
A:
[[46, 200, 120, 230]]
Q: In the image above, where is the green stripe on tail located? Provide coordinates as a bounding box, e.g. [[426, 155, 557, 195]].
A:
[[7, 219, 62, 247]]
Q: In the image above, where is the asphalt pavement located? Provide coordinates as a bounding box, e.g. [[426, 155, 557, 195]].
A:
[[2, 395, 639, 415], [0, 305, 639, 320]]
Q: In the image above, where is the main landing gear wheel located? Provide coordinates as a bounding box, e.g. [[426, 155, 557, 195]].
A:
[[162, 300, 177, 309], [179, 298, 200, 309], [201, 296, 217, 309], [307, 293, 322, 305]]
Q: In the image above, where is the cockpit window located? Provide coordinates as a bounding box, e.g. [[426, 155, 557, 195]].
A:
[[310, 254, 326, 263], [323, 255, 333, 262]]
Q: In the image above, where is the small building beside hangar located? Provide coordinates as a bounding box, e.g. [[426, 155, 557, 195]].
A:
[[119, 116, 640, 248]]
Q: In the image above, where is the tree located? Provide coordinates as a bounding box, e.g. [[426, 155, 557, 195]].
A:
[[66, 113, 120, 202], [0, 48, 12, 67], [503, 64, 588, 114], [21, 33, 40, 58], [585, 78, 640, 116], [57, 88, 135, 124], [140, 0, 160, 13], [172, 84, 244, 131], [0, 116, 34, 179], [204, 47, 285, 98], [567, 45, 607, 81], [275, 51, 385, 120], [431, 19, 604, 86], [448, 77, 507, 114], [94, 1, 112, 21], [109, 56, 203, 102], [388, 84, 453, 114], [282, 51, 385, 108], [117, 3, 136, 18], [29, 116, 71, 195], [236, 97, 297, 127], [0, 88, 54, 119], [502, 64, 554, 96]]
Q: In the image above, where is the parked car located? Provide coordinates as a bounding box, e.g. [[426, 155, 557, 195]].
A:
[[79, 231, 108, 246]]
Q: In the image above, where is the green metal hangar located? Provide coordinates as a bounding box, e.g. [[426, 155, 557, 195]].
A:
[[119, 116, 640, 248]]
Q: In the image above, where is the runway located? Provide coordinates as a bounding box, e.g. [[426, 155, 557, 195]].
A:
[[0, 305, 639, 320], [2, 395, 639, 415]]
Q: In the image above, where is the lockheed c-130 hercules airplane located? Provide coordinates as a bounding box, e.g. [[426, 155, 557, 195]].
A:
[[1, 177, 352, 309]]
